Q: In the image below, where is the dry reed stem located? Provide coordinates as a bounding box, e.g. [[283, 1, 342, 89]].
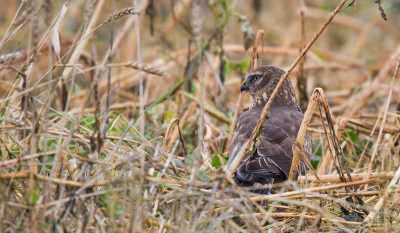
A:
[[163, 118, 180, 147], [100, 1, 148, 65], [0, 1, 398, 231], [361, 166, 400, 225], [288, 88, 321, 181], [298, 172, 395, 183], [347, 45, 400, 117], [346, 118, 398, 135], [224, 92, 244, 154], [0, 1, 25, 50], [227, 0, 349, 178], [180, 92, 230, 124], [0, 172, 130, 188], [168, 102, 198, 148], [248, 30, 264, 72], [287, 191, 381, 199], [305, 6, 362, 30], [364, 54, 400, 190], [123, 61, 169, 77], [222, 178, 377, 204], [312, 118, 348, 187], [61, 0, 105, 76], [225, 30, 264, 155], [293, 141, 323, 186], [240, 212, 397, 227], [223, 44, 298, 56], [145, 218, 178, 230], [224, 44, 367, 68]]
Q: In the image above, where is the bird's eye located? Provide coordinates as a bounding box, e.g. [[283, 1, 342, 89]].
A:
[[253, 76, 260, 81]]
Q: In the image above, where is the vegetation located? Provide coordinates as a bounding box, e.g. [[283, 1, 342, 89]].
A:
[[0, 0, 399, 232]]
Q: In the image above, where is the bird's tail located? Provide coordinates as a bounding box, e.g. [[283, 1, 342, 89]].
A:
[[234, 175, 273, 207]]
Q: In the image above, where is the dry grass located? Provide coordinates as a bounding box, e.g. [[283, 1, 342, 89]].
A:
[[0, 0, 400, 232]]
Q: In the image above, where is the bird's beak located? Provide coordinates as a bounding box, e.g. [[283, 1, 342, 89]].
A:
[[240, 80, 249, 92]]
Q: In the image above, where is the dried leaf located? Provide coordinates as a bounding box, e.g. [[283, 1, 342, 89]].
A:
[[347, 0, 356, 9], [52, 4, 68, 59], [375, 0, 387, 21]]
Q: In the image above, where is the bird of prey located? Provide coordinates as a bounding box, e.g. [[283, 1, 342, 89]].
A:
[[228, 65, 312, 205]]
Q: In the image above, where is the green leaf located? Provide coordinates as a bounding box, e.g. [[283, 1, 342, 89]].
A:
[[26, 185, 41, 205], [198, 170, 211, 181], [100, 194, 123, 219], [342, 131, 357, 142], [0, 100, 10, 125], [185, 154, 194, 167], [211, 154, 228, 168]]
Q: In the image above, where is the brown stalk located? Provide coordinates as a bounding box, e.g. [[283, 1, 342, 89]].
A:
[[163, 118, 180, 147], [222, 178, 377, 204], [297, 10, 308, 112], [346, 118, 398, 135], [346, 45, 400, 117], [287, 191, 381, 199], [305, 6, 362, 30], [223, 44, 299, 56], [0, 172, 129, 188], [61, 0, 106, 77], [180, 92, 230, 124], [288, 88, 321, 181], [123, 61, 169, 77], [224, 92, 244, 154], [293, 141, 323, 186], [227, 0, 349, 179], [240, 212, 397, 227], [319, 92, 356, 187], [168, 102, 198, 148], [145, 218, 178, 231], [360, 165, 400, 225], [364, 54, 400, 191], [100, 1, 149, 65], [225, 30, 264, 154], [163, 118, 188, 156], [298, 172, 395, 183]]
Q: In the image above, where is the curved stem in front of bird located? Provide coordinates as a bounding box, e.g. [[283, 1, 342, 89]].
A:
[[288, 88, 321, 181]]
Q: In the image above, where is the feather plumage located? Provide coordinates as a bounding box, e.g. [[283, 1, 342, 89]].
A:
[[228, 65, 312, 206]]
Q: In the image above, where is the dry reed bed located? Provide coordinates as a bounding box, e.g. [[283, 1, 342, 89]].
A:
[[0, 0, 399, 232]]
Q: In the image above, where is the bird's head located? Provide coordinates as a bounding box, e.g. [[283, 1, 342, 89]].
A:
[[240, 65, 285, 96]]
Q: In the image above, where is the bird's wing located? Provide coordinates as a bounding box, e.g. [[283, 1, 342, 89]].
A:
[[234, 110, 312, 180], [228, 108, 262, 182]]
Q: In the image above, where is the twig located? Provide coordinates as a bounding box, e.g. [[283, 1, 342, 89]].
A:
[[364, 54, 400, 190], [224, 92, 244, 154], [293, 141, 323, 186], [288, 88, 321, 181], [222, 178, 377, 204], [298, 172, 395, 183], [225, 30, 264, 154], [360, 166, 400, 226], [240, 212, 397, 227], [346, 45, 400, 116]]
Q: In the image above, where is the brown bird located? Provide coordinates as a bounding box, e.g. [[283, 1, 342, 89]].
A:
[[228, 65, 312, 205]]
